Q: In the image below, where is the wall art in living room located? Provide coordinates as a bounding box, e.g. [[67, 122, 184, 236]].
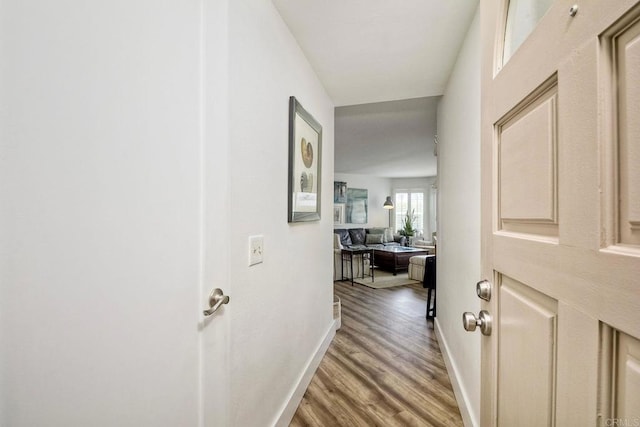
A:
[[346, 188, 368, 224], [334, 181, 347, 203], [333, 204, 345, 225], [288, 96, 322, 222]]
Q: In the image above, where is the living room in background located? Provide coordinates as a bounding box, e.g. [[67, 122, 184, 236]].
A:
[[394, 189, 425, 235]]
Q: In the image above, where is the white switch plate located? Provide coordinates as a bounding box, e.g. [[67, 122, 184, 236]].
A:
[[248, 235, 264, 266]]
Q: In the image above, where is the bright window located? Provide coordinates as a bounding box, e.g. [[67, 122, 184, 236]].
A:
[[394, 190, 424, 235]]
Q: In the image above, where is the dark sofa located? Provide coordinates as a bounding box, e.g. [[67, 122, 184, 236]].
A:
[[333, 227, 407, 248], [332, 227, 407, 280]]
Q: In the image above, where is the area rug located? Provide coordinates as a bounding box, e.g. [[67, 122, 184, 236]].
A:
[[353, 270, 421, 289]]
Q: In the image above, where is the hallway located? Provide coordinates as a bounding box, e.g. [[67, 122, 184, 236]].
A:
[[291, 281, 462, 426]]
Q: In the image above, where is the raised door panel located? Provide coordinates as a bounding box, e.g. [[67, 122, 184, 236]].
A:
[[615, 16, 640, 246], [498, 275, 557, 426], [497, 80, 558, 238], [616, 332, 640, 419]]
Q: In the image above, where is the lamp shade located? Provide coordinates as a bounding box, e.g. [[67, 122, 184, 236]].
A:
[[383, 196, 394, 209]]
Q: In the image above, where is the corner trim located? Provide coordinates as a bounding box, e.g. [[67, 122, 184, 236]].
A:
[[273, 321, 336, 427], [435, 318, 478, 427]]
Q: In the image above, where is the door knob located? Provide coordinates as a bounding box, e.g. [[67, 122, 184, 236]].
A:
[[476, 280, 492, 301], [203, 288, 230, 316], [462, 310, 492, 336]]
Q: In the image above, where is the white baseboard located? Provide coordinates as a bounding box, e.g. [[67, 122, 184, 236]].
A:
[[435, 318, 478, 427], [273, 322, 336, 427]]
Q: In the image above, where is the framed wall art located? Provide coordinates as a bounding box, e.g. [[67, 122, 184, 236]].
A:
[[346, 188, 368, 224], [333, 204, 345, 225], [334, 181, 347, 203], [288, 96, 322, 222]]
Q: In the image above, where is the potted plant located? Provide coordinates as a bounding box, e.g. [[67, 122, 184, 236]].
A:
[[400, 209, 417, 237]]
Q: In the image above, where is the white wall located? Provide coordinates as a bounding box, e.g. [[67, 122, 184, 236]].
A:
[[333, 173, 392, 228], [435, 6, 481, 427], [0, 0, 335, 426], [1, 1, 205, 425], [228, 1, 335, 426]]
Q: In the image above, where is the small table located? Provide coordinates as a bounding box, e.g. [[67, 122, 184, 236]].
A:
[[341, 248, 374, 286]]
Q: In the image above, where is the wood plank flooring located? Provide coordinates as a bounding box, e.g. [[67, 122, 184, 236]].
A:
[[290, 280, 463, 427]]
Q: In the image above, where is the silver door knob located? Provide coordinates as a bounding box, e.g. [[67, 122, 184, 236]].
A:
[[203, 288, 230, 316], [476, 280, 492, 301], [462, 310, 492, 336]]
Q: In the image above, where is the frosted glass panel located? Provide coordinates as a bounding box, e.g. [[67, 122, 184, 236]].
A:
[[503, 0, 553, 64]]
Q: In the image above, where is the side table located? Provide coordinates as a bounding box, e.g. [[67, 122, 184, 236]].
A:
[[340, 248, 374, 286]]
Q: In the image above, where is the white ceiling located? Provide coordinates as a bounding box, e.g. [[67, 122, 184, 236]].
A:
[[335, 97, 439, 178], [272, 0, 478, 177]]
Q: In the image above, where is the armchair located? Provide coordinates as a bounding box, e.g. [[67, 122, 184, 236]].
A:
[[411, 232, 436, 254]]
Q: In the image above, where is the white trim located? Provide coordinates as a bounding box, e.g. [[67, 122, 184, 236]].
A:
[[435, 318, 478, 427], [273, 323, 336, 427]]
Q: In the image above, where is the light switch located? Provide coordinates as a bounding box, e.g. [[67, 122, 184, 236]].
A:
[[249, 235, 264, 266]]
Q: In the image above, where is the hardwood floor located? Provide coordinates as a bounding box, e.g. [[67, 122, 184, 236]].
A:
[[290, 280, 463, 427]]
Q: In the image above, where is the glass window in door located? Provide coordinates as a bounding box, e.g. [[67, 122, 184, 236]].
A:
[[503, 0, 553, 64]]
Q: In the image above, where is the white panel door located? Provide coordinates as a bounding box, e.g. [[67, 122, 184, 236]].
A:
[[0, 0, 230, 425], [479, 0, 640, 425]]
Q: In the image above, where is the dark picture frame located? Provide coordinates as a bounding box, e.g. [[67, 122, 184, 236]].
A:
[[288, 96, 322, 222]]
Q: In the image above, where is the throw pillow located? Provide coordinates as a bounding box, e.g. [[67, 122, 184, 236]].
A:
[[365, 234, 384, 245], [335, 230, 352, 246], [348, 228, 366, 246], [383, 228, 394, 243], [368, 227, 387, 242]]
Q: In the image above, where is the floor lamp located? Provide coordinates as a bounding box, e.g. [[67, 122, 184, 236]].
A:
[[383, 196, 394, 228]]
